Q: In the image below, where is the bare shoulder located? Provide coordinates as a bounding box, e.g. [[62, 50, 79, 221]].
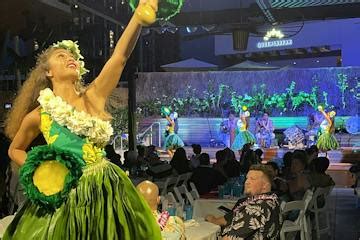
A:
[[23, 107, 41, 127]]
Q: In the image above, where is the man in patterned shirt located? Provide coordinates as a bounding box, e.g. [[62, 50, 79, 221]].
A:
[[206, 164, 281, 240]]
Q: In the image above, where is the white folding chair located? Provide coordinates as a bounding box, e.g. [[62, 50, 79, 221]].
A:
[[173, 185, 195, 206], [176, 172, 192, 187], [155, 178, 170, 196], [280, 190, 313, 240], [166, 176, 179, 193], [307, 187, 333, 239], [189, 182, 200, 200], [173, 186, 186, 206], [160, 192, 178, 212]]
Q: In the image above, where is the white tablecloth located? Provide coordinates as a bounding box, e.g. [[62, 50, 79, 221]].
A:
[[185, 219, 221, 240], [193, 199, 238, 219]]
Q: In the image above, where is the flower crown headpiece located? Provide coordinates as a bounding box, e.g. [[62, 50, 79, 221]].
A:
[[52, 40, 89, 78]]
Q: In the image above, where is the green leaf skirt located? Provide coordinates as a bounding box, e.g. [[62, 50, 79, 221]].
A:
[[231, 130, 256, 151], [3, 159, 161, 240], [317, 132, 339, 151]]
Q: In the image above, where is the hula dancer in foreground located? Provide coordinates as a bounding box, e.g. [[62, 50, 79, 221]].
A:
[[162, 107, 184, 158], [316, 106, 339, 152], [231, 107, 256, 154], [2, 1, 169, 239]]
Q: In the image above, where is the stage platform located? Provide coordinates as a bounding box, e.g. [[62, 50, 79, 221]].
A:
[[139, 117, 358, 147]]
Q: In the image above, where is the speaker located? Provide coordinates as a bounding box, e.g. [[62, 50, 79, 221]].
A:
[[232, 30, 249, 51]]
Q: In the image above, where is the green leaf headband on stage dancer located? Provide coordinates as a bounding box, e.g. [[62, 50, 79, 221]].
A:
[[52, 40, 89, 78], [129, 0, 184, 21]]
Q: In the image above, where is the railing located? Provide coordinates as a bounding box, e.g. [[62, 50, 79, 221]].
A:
[[137, 121, 161, 147], [113, 122, 162, 164]]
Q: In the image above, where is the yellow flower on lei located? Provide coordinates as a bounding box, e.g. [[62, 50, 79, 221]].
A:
[[40, 113, 58, 144], [82, 140, 104, 164]]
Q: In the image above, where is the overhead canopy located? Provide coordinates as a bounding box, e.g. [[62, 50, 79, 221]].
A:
[[161, 58, 218, 72], [224, 60, 281, 71]]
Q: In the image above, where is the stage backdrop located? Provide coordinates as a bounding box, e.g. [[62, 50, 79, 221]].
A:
[[136, 67, 359, 117]]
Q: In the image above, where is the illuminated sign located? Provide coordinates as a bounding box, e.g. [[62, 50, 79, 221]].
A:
[[257, 39, 293, 49]]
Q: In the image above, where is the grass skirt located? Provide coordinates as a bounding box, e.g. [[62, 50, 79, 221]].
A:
[[317, 132, 339, 151], [164, 133, 184, 151], [231, 130, 256, 151], [3, 159, 161, 240]]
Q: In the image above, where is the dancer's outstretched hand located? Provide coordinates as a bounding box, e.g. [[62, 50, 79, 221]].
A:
[[139, 0, 158, 12]]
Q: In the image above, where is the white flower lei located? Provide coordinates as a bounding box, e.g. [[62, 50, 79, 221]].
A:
[[38, 88, 113, 146]]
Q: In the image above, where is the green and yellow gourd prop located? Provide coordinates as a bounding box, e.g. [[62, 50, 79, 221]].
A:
[[161, 106, 172, 116], [20, 145, 85, 211], [130, 0, 184, 25]]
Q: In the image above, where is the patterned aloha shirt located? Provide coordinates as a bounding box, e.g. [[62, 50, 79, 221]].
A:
[[222, 193, 281, 240]]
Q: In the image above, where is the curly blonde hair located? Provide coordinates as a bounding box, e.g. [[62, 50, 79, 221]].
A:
[[4, 47, 86, 139]]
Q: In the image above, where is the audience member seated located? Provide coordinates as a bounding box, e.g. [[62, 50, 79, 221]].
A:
[[105, 144, 122, 168], [123, 150, 139, 175], [239, 143, 251, 160], [308, 157, 335, 188], [286, 151, 311, 201], [255, 112, 275, 148], [254, 148, 264, 163], [136, 181, 185, 240], [146, 145, 161, 165], [137, 145, 147, 166], [305, 145, 319, 168], [206, 165, 281, 239], [266, 161, 288, 201], [213, 150, 228, 179], [223, 148, 241, 178], [281, 151, 293, 179], [147, 162, 173, 180], [189, 144, 201, 169], [239, 149, 257, 174], [170, 148, 191, 175], [190, 153, 227, 195]]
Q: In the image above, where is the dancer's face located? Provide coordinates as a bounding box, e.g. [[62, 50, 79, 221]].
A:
[[46, 49, 80, 83]]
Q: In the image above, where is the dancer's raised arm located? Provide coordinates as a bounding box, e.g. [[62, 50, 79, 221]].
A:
[[87, 0, 158, 104], [318, 106, 332, 124]]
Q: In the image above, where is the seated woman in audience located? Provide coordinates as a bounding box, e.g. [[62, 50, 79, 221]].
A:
[[265, 161, 289, 201], [170, 147, 191, 175], [286, 151, 311, 201], [213, 150, 228, 179], [281, 151, 293, 179], [239, 149, 257, 174], [223, 148, 241, 177], [305, 145, 319, 168], [189, 144, 201, 169]]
